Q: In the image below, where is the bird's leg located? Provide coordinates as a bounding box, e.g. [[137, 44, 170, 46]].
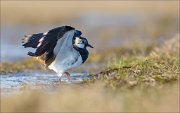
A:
[[64, 72, 71, 81], [57, 74, 63, 83]]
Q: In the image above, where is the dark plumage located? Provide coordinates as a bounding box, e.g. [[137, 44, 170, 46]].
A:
[[22, 33, 44, 48]]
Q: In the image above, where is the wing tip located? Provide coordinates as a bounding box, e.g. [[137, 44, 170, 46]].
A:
[[27, 52, 36, 56]]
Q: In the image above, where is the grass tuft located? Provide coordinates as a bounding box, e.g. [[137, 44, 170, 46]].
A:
[[0, 58, 44, 74]]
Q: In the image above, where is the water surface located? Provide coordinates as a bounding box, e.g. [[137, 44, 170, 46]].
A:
[[1, 72, 90, 95]]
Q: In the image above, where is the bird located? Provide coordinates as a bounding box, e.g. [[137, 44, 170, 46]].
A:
[[22, 25, 93, 81]]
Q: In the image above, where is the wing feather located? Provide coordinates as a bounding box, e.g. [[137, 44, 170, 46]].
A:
[[22, 25, 79, 67]]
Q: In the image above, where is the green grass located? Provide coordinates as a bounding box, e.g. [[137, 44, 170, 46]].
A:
[[0, 58, 44, 74], [88, 55, 179, 90], [87, 34, 180, 90]]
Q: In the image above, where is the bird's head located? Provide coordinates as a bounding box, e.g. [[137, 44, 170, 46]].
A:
[[74, 36, 93, 49]]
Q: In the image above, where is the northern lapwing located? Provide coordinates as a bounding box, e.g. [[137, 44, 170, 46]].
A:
[[22, 26, 93, 81]]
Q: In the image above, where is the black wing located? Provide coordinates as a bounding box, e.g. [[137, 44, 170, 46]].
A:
[[31, 26, 75, 56], [22, 33, 44, 48], [22, 25, 78, 66]]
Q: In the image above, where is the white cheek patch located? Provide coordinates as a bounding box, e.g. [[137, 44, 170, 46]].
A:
[[75, 38, 81, 43]]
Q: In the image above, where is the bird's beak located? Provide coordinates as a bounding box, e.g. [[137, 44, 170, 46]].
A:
[[87, 43, 94, 48]]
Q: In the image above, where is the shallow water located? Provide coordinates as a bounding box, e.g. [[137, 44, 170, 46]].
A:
[[0, 72, 90, 94]]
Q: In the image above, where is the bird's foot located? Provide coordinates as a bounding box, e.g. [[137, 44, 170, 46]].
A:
[[64, 72, 71, 82]]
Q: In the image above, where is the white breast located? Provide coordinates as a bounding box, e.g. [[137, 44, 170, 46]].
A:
[[48, 48, 83, 77]]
